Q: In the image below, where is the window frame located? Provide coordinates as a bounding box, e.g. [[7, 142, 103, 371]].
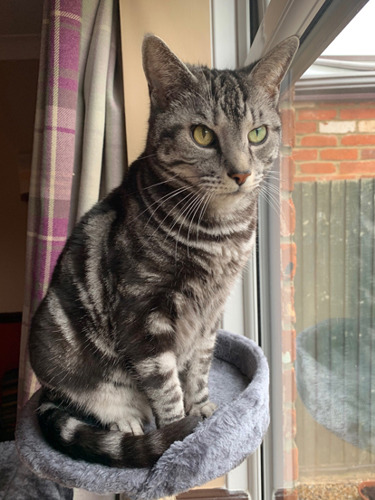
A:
[[249, 0, 370, 497]]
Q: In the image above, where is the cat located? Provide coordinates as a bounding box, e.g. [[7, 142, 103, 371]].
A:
[[29, 34, 298, 468]]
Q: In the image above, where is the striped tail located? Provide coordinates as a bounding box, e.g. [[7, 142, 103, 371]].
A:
[[37, 397, 200, 468]]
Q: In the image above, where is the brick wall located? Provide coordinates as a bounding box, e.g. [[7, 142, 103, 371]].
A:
[[293, 101, 375, 182], [277, 98, 375, 498]]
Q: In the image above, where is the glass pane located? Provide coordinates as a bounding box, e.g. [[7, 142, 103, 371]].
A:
[[278, 1, 375, 498]]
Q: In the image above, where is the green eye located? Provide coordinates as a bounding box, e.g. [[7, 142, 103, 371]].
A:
[[248, 126, 267, 144], [192, 125, 215, 147]]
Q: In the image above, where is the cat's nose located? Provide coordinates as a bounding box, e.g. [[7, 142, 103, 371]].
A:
[[228, 171, 251, 186]]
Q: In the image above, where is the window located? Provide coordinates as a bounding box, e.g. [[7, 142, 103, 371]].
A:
[[247, 0, 375, 498]]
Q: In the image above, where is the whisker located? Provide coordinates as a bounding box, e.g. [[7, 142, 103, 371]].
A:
[[145, 189, 198, 245], [173, 189, 206, 260], [138, 173, 200, 192], [130, 185, 192, 224], [186, 193, 209, 256], [196, 191, 213, 243], [136, 152, 157, 161]]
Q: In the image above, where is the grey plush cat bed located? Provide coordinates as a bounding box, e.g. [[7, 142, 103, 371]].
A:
[[15, 330, 269, 499], [0, 441, 73, 500], [296, 318, 375, 452]]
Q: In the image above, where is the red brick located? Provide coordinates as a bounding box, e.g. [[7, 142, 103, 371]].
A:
[[294, 176, 319, 183], [340, 161, 375, 175], [300, 162, 336, 174], [293, 149, 317, 161], [283, 367, 297, 403], [281, 242, 297, 279], [281, 108, 295, 124], [341, 108, 375, 119], [280, 156, 295, 191], [281, 198, 296, 236], [341, 134, 375, 146], [359, 101, 375, 108], [300, 135, 337, 147], [296, 121, 317, 134], [362, 149, 375, 160], [284, 408, 297, 439], [281, 284, 296, 325], [296, 174, 359, 182], [284, 447, 299, 483], [320, 148, 358, 160], [298, 109, 337, 121], [282, 108, 296, 147], [282, 329, 297, 362]]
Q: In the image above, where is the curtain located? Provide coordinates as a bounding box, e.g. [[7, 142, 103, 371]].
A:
[[18, 0, 126, 411]]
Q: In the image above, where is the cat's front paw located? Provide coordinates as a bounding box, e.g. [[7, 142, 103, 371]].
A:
[[188, 400, 217, 419], [112, 417, 144, 435]]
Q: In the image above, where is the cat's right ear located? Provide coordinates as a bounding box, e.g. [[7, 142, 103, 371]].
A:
[[142, 34, 197, 110]]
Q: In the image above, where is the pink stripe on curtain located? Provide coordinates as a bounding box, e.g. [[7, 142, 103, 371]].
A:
[[18, 0, 82, 410]]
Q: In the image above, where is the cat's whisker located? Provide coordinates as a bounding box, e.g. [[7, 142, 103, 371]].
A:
[[186, 192, 209, 256], [144, 189, 198, 247], [164, 193, 196, 241], [139, 173, 201, 192], [172, 188, 206, 260], [131, 185, 192, 225], [259, 187, 283, 223], [263, 186, 282, 210], [136, 152, 158, 161], [195, 190, 214, 243], [138, 172, 181, 191]]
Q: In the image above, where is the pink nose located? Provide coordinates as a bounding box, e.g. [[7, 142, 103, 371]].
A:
[[229, 172, 251, 186]]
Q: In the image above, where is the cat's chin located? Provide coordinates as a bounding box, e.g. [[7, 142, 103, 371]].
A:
[[207, 189, 253, 216]]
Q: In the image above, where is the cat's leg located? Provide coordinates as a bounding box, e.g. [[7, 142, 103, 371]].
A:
[[182, 327, 217, 419], [134, 350, 186, 428]]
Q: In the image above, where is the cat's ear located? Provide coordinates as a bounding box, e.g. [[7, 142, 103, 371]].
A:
[[246, 36, 299, 98], [142, 34, 197, 109]]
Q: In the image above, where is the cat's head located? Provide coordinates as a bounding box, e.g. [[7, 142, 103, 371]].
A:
[[142, 34, 298, 213]]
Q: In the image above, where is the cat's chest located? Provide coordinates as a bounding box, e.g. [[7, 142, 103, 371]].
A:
[[173, 234, 255, 363], [211, 232, 255, 278]]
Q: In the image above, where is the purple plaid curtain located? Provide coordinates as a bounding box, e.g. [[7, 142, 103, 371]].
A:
[[18, 0, 126, 411]]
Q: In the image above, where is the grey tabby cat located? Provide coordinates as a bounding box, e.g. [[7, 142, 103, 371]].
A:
[[29, 34, 298, 468]]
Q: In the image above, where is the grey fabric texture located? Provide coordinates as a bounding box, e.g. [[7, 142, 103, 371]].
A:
[[0, 440, 73, 500], [15, 330, 269, 499]]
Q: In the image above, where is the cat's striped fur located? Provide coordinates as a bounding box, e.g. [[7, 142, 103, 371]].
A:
[[29, 34, 298, 467]]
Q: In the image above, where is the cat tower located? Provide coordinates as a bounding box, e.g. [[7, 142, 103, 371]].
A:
[[15, 330, 269, 499]]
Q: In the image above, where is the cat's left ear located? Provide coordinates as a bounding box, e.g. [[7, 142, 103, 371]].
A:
[[142, 34, 197, 110], [245, 36, 299, 98]]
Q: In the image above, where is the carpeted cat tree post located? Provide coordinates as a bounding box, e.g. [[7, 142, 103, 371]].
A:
[[14, 331, 269, 500]]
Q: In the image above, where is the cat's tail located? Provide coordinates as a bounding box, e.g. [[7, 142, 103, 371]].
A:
[[37, 398, 200, 468]]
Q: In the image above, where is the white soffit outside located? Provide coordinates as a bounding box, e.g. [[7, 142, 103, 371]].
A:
[[297, 0, 375, 96]]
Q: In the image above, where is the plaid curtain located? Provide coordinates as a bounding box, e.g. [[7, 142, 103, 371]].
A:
[[18, 0, 126, 411]]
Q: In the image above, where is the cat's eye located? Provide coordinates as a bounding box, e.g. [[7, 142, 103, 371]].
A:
[[248, 126, 267, 144], [192, 125, 215, 147]]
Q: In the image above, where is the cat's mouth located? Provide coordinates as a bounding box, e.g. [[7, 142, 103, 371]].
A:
[[225, 183, 255, 196]]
